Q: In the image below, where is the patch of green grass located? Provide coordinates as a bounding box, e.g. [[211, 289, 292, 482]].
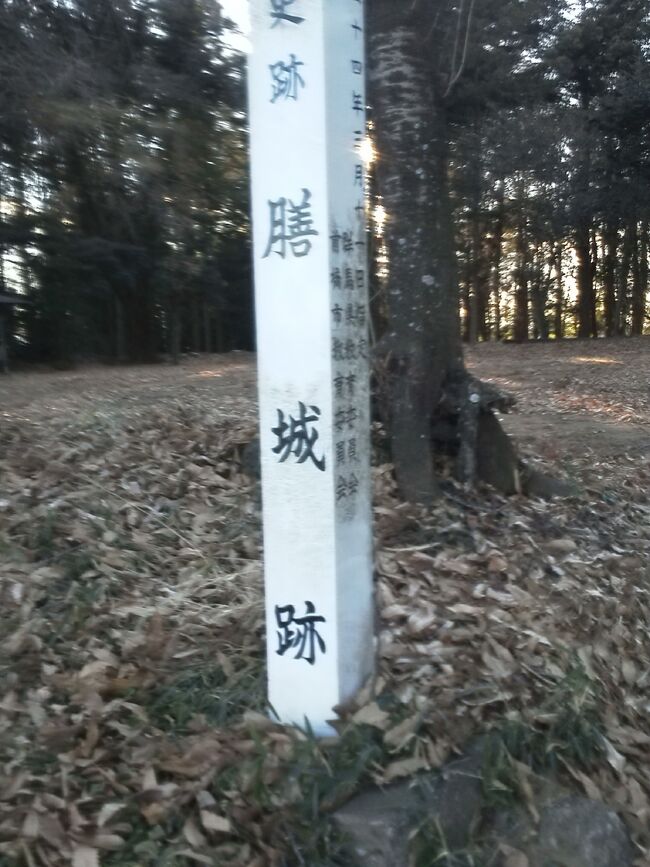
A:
[[482, 659, 604, 807], [0, 534, 13, 556], [31, 511, 61, 559], [37, 559, 105, 647], [145, 660, 266, 733], [412, 663, 605, 866], [411, 821, 480, 867], [104, 816, 196, 867], [480, 723, 531, 808], [539, 658, 604, 770], [60, 548, 96, 582], [294, 721, 385, 811], [21, 747, 60, 775], [229, 721, 387, 866]]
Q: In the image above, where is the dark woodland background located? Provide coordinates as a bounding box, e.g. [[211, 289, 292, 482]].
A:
[[1, 0, 649, 366]]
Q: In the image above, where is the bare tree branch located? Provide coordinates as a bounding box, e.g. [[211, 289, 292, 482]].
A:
[[449, 0, 466, 86], [444, 0, 476, 98]]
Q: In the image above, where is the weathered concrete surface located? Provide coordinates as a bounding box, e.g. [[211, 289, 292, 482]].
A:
[[333, 754, 483, 867], [334, 745, 634, 867], [491, 795, 634, 867]]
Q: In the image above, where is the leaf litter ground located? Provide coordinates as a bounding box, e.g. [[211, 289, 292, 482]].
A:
[[2, 341, 650, 866]]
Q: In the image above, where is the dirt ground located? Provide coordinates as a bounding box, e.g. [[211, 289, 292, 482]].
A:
[[3, 339, 650, 866], [0, 352, 258, 427], [467, 337, 650, 462], [3, 338, 650, 462]]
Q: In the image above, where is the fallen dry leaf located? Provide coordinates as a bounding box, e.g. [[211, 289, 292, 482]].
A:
[[72, 847, 100, 867]]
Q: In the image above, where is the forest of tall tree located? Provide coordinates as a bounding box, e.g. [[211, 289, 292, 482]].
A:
[[0, 0, 649, 366]]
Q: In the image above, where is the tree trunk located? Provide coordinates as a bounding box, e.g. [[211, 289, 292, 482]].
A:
[[114, 294, 127, 362], [616, 222, 634, 335], [574, 88, 596, 340], [368, 3, 462, 502], [0, 313, 8, 374], [192, 295, 202, 351], [461, 258, 472, 343], [631, 222, 644, 336], [575, 226, 595, 338], [467, 148, 485, 343], [167, 298, 181, 364], [640, 221, 649, 334], [554, 242, 564, 339], [590, 227, 599, 337], [0, 170, 5, 296], [603, 220, 618, 337], [491, 180, 505, 341], [529, 243, 549, 341], [203, 303, 212, 353], [513, 192, 529, 342]]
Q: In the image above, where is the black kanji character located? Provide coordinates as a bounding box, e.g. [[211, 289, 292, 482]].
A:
[[270, 54, 305, 102], [271, 403, 325, 471], [346, 407, 359, 429], [271, 0, 305, 27], [263, 189, 318, 259], [276, 601, 326, 665]]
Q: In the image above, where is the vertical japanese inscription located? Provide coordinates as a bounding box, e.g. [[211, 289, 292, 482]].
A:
[[330, 0, 368, 523], [262, 0, 331, 676], [251, 0, 372, 698]]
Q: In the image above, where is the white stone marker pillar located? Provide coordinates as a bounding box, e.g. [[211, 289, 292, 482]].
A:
[[248, 0, 373, 735]]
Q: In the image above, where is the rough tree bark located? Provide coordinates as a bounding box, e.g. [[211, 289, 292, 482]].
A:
[[575, 226, 595, 338], [631, 222, 644, 336], [640, 221, 649, 332], [367, 0, 522, 502], [575, 91, 596, 340], [513, 186, 529, 342], [554, 242, 564, 340], [603, 220, 618, 337], [616, 222, 634, 335], [367, 3, 462, 502], [491, 180, 505, 341], [529, 243, 549, 341]]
